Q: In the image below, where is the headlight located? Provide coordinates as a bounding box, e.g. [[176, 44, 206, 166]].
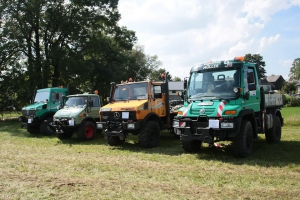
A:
[[97, 123, 103, 129], [101, 108, 111, 112], [127, 124, 135, 129], [173, 121, 179, 127], [69, 118, 75, 126], [221, 122, 234, 128]]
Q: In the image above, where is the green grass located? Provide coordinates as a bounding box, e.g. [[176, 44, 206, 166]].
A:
[[1, 107, 300, 199]]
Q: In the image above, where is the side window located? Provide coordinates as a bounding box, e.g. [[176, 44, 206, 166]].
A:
[[90, 97, 99, 107], [51, 92, 64, 102], [153, 85, 162, 98], [247, 68, 255, 84], [247, 68, 256, 91]]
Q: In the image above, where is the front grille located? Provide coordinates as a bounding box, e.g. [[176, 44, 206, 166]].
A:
[[101, 111, 137, 121], [191, 107, 216, 115], [22, 110, 36, 116]]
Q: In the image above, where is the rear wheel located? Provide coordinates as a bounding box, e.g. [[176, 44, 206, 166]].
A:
[[139, 121, 160, 148], [77, 121, 96, 141], [40, 117, 55, 135], [180, 135, 201, 153], [107, 136, 125, 146], [27, 125, 39, 134], [265, 116, 281, 143], [232, 120, 253, 158]]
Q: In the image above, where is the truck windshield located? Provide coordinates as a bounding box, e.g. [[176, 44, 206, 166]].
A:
[[188, 69, 241, 100], [65, 96, 87, 107], [34, 92, 50, 103], [113, 82, 148, 101]]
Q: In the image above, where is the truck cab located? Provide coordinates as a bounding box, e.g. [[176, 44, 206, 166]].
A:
[[19, 87, 67, 135], [173, 57, 283, 157], [50, 93, 103, 141], [97, 75, 176, 148]]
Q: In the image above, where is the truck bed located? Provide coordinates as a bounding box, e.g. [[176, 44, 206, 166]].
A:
[[264, 93, 283, 107]]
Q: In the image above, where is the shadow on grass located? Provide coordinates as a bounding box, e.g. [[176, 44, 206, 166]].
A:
[[3, 121, 300, 167]]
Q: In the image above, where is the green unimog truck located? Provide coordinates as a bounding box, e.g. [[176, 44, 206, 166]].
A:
[[19, 87, 68, 135], [173, 56, 283, 158], [49, 93, 103, 141]]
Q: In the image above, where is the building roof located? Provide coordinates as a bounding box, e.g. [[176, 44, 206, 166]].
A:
[[266, 75, 283, 83], [169, 81, 184, 90]]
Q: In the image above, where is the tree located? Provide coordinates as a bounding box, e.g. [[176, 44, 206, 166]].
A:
[[173, 76, 182, 81], [0, 0, 139, 104], [282, 81, 297, 94], [288, 58, 300, 82], [148, 68, 172, 81], [244, 54, 266, 78]]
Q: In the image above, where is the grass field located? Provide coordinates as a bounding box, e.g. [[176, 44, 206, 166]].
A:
[[0, 107, 300, 199]]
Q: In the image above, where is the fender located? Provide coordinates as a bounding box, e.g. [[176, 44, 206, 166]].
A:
[[40, 111, 56, 120], [266, 108, 284, 126], [80, 117, 97, 126], [141, 112, 162, 128]]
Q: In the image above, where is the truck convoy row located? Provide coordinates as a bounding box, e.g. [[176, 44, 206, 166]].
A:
[[19, 56, 283, 157]]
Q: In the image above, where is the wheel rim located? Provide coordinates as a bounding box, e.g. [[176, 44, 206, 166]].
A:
[[85, 126, 94, 138]]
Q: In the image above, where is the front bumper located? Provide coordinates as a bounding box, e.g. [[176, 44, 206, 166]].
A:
[[19, 115, 40, 127], [97, 121, 141, 138], [173, 117, 242, 143], [50, 119, 79, 133]]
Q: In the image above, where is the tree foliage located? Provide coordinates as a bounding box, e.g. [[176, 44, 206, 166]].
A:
[[244, 54, 266, 78], [0, 0, 164, 107], [288, 58, 300, 82]]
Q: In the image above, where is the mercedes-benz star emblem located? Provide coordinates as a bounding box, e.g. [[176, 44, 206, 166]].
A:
[[114, 112, 120, 119], [200, 107, 205, 114]]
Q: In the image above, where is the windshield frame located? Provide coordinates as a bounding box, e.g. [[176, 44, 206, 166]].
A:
[[187, 68, 241, 101], [113, 82, 148, 101]]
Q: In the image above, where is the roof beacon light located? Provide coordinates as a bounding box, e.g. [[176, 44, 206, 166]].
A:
[[234, 56, 244, 61]]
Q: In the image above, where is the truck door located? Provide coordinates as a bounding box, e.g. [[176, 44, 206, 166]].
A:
[[244, 66, 260, 112], [88, 96, 100, 121], [150, 84, 166, 117]]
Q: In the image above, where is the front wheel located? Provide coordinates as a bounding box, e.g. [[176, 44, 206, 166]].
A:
[[107, 136, 125, 146], [57, 131, 73, 140], [139, 121, 160, 148], [27, 125, 39, 134], [265, 116, 281, 143], [232, 120, 253, 158], [77, 121, 96, 141], [180, 135, 201, 153], [40, 117, 55, 135]]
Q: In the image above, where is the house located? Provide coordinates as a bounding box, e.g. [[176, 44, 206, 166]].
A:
[[266, 75, 285, 91], [168, 81, 184, 101], [296, 81, 300, 95]]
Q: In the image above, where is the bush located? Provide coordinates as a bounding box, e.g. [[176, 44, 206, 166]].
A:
[[283, 94, 292, 105], [290, 97, 300, 107]]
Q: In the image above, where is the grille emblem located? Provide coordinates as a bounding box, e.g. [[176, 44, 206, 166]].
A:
[[200, 107, 205, 114], [114, 112, 120, 119]]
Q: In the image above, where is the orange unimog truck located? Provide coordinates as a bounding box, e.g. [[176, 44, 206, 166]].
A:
[[96, 74, 177, 148]]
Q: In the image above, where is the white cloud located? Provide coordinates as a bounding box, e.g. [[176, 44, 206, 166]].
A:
[[259, 34, 280, 50], [118, 0, 300, 80]]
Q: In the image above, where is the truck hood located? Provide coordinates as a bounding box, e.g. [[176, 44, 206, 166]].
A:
[[54, 107, 85, 118], [102, 100, 148, 111], [178, 99, 241, 117], [22, 102, 45, 110]]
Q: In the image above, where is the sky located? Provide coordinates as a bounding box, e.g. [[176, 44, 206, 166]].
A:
[[117, 0, 300, 81]]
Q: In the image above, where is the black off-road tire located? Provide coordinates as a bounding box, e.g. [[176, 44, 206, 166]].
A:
[[77, 121, 96, 141], [57, 131, 73, 140], [27, 125, 39, 134], [232, 120, 253, 158], [107, 136, 125, 146], [265, 116, 281, 143], [40, 117, 55, 135], [139, 121, 160, 148], [180, 135, 201, 153]]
